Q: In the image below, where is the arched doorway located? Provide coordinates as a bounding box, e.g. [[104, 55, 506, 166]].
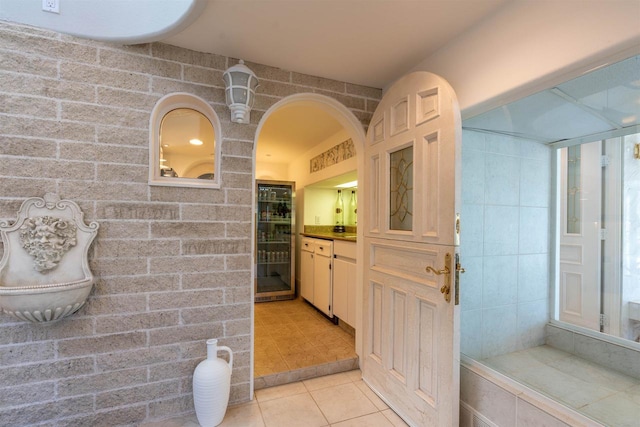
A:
[[251, 94, 366, 393]]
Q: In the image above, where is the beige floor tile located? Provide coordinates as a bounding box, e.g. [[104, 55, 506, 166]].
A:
[[381, 409, 410, 426], [345, 369, 362, 382], [354, 380, 388, 411], [255, 381, 307, 403], [219, 401, 265, 427], [259, 392, 328, 427], [310, 382, 378, 424], [303, 371, 354, 391], [330, 412, 394, 427]]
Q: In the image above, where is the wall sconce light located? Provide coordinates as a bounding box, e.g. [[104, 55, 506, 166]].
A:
[[223, 60, 259, 124]]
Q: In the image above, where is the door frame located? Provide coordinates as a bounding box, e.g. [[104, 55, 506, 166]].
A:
[[251, 93, 366, 396]]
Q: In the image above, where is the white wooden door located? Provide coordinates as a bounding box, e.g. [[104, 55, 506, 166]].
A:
[[362, 72, 461, 426], [558, 141, 601, 331]]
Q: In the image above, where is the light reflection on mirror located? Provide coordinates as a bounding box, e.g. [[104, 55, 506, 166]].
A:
[[159, 108, 215, 179]]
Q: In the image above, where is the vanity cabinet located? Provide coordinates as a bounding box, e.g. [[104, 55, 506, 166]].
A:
[[333, 240, 356, 327]]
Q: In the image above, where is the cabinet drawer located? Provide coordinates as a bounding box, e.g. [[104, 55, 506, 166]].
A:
[[301, 237, 315, 252], [334, 240, 356, 259], [314, 240, 333, 256]]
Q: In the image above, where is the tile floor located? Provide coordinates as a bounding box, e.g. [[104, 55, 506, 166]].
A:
[[140, 370, 409, 427], [254, 298, 357, 383], [482, 345, 640, 427]]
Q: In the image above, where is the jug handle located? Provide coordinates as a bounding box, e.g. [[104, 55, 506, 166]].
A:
[[218, 345, 233, 370]]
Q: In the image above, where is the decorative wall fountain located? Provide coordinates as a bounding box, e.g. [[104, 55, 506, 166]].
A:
[[0, 194, 99, 323]]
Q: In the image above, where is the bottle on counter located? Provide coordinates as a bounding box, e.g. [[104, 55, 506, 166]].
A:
[[348, 190, 357, 226], [334, 190, 345, 232]]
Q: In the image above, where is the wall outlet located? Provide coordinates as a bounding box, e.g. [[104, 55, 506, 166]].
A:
[[315, 216, 320, 225], [42, 0, 60, 13]]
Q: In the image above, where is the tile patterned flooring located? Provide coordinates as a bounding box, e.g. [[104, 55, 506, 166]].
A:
[[482, 345, 640, 427], [140, 370, 409, 427], [254, 298, 358, 388]]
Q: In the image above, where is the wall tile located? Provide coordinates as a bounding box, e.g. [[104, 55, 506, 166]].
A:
[[462, 149, 485, 204], [57, 331, 147, 357], [482, 255, 518, 308], [461, 310, 483, 359], [60, 62, 150, 91], [0, 395, 95, 427], [483, 205, 519, 256], [519, 158, 550, 207], [152, 43, 226, 69], [0, 50, 58, 77], [0, 27, 98, 63], [0, 136, 57, 158], [518, 254, 549, 302], [484, 153, 520, 206], [516, 399, 571, 427], [96, 380, 180, 410], [460, 256, 483, 311], [517, 299, 548, 350], [482, 305, 518, 358], [545, 324, 575, 354], [99, 48, 182, 79], [519, 207, 549, 254], [460, 366, 517, 426]]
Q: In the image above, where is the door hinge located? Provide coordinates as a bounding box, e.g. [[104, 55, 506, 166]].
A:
[[599, 228, 607, 240], [601, 155, 609, 167], [600, 313, 609, 327]]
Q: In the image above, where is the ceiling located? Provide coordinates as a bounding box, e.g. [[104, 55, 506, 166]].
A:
[[164, 0, 510, 90], [161, 0, 511, 165], [464, 55, 640, 144]]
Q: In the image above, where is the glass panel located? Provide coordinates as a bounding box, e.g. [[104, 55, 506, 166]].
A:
[[160, 108, 215, 179], [389, 145, 413, 231], [232, 87, 248, 104], [255, 181, 295, 301], [566, 144, 581, 234]]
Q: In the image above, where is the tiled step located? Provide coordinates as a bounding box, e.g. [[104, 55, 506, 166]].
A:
[[254, 357, 358, 390]]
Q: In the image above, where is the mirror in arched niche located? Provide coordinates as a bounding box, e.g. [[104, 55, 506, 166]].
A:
[[150, 93, 222, 188]]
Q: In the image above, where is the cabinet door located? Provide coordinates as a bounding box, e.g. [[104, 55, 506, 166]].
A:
[[346, 260, 356, 326], [313, 254, 332, 317], [334, 257, 357, 326], [300, 250, 314, 303], [333, 258, 349, 321]]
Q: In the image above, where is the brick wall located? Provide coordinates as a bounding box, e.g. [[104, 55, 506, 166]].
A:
[[0, 20, 381, 426]]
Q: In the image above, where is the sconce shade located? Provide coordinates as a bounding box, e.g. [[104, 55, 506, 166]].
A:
[[223, 60, 259, 124]]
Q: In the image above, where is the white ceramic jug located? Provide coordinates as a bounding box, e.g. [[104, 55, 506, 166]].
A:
[[193, 339, 233, 427]]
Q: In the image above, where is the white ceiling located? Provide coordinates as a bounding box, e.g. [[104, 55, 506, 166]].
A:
[[164, 0, 510, 89], [161, 0, 511, 166]]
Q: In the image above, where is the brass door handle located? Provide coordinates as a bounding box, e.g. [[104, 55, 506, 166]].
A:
[[426, 253, 452, 303], [425, 266, 450, 276]]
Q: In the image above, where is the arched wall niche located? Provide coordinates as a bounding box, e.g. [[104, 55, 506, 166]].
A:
[[149, 92, 222, 188]]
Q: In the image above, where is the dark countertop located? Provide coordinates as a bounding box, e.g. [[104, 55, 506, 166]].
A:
[[301, 232, 357, 242]]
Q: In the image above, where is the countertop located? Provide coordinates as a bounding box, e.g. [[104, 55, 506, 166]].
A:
[[301, 232, 357, 242]]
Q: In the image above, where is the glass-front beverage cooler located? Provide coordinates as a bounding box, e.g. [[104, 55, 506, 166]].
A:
[[255, 180, 295, 302]]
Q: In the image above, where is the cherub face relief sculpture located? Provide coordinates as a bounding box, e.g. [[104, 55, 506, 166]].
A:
[[19, 216, 77, 273]]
